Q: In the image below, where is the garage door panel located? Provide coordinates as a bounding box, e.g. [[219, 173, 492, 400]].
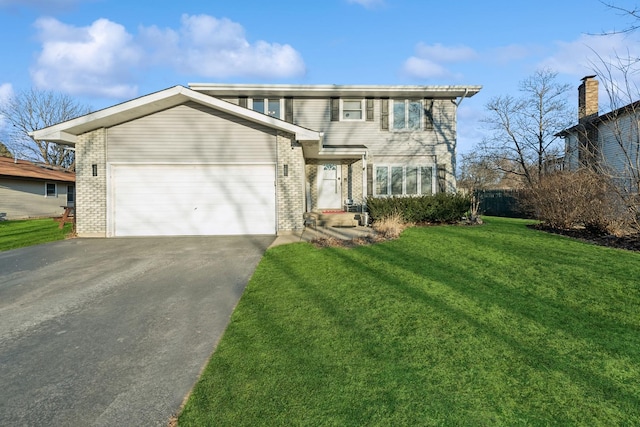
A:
[[111, 165, 276, 236]]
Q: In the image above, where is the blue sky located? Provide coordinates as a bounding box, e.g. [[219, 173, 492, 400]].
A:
[[1, 0, 639, 153]]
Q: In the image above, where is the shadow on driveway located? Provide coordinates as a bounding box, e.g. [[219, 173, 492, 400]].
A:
[[0, 235, 274, 426]]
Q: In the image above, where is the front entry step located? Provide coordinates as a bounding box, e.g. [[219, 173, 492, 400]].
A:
[[305, 211, 360, 227]]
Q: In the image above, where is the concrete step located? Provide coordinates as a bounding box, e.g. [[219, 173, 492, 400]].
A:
[[305, 211, 361, 227]]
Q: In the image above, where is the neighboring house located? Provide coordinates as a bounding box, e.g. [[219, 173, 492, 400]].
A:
[[0, 156, 75, 220], [560, 76, 640, 192], [30, 83, 480, 237]]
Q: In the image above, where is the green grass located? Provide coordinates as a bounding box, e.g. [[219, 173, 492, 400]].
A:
[[0, 218, 73, 251], [179, 217, 640, 426]]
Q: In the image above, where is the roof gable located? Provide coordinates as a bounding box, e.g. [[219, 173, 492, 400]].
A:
[[30, 86, 320, 145]]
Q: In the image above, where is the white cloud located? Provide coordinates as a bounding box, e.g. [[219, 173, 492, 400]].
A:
[[29, 14, 306, 99], [139, 14, 305, 79], [346, 0, 384, 8], [540, 33, 640, 77], [402, 42, 477, 80], [31, 17, 142, 98], [539, 33, 640, 108]]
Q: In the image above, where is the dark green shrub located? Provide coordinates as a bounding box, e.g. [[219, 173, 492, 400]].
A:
[[366, 193, 471, 223]]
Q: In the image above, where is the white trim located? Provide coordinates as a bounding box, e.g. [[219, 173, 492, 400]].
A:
[[189, 83, 483, 98]]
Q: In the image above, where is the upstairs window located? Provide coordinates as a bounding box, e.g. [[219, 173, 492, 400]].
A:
[[252, 98, 281, 118], [392, 99, 422, 131], [342, 99, 363, 120]]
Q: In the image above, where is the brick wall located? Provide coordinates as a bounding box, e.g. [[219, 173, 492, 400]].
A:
[[75, 129, 107, 237], [276, 131, 305, 232]]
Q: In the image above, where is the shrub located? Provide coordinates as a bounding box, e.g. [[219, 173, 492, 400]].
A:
[[520, 169, 632, 235], [366, 193, 471, 224], [372, 213, 411, 239]]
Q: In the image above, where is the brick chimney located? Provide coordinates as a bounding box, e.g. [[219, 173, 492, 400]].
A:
[[578, 75, 598, 122]]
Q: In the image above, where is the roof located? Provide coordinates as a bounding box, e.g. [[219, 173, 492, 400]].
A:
[[30, 86, 321, 145], [0, 156, 75, 182], [557, 99, 640, 137], [188, 83, 482, 99]]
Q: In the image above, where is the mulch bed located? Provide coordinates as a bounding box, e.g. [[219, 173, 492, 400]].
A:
[[530, 224, 640, 252]]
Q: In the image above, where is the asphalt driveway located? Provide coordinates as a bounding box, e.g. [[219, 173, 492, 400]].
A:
[[0, 235, 274, 426]]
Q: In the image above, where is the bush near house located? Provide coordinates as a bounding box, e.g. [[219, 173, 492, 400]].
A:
[[520, 169, 634, 236], [366, 193, 471, 224]]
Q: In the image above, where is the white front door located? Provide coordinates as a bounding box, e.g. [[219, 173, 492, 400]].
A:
[[317, 163, 341, 209]]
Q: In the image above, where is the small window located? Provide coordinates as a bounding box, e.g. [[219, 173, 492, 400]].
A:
[[46, 183, 57, 197], [342, 99, 363, 120], [251, 98, 281, 118], [67, 185, 75, 204]]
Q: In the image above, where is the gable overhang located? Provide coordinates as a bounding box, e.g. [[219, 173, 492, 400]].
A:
[[29, 86, 321, 144], [300, 133, 367, 161], [188, 83, 482, 99]]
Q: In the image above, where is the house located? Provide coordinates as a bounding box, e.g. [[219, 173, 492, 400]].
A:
[[0, 156, 75, 220], [30, 83, 481, 237], [560, 76, 640, 192]]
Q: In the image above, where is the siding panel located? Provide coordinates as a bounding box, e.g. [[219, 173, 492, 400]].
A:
[[108, 102, 277, 163]]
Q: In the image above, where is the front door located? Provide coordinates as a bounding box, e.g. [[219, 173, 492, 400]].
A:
[[317, 163, 341, 209]]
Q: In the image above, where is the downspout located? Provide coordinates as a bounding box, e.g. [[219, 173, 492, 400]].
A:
[[454, 88, 469, 107], [362, 152, 368, 225]]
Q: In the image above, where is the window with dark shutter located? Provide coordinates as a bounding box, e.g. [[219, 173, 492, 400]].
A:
[[366, 98, 374, 121], [285, 97, 293, 123], [239, 96, 248, 108], [381, 98, 389, 130], [424, 99, 434, 130], [331, 97, 340, 121]]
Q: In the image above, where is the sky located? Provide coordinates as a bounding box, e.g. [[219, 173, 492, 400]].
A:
[[1, 0, 639, 154]]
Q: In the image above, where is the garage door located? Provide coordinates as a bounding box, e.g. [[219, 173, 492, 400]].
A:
[[111, 164, 276, 236]]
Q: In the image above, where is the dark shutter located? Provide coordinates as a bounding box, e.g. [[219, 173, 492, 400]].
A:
[[437, 164, 447, 193], [330, 97, 340, 121], [381, 98, 389, 130], [366, 98, 374, 121], [285, 97, 293, 123], [424, 98, 434, 130], [239, 96, 248, 108]]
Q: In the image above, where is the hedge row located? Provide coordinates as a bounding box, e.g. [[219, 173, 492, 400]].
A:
[[366, 193, 471, 223]]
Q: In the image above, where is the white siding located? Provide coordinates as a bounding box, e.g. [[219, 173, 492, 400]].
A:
[[108, 101, 277, 163]]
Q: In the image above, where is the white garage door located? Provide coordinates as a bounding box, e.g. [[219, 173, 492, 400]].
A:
[[111, 164, 276, 236]]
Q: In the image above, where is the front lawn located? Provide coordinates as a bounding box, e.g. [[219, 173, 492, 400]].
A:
[[179, 217, 640, 426], [0, 218, 73, 251]]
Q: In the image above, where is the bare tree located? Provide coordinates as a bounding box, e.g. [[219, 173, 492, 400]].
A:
[[0, 88, 91, 169], [479, 69, 573, 188], [599, 1, 640, 34]]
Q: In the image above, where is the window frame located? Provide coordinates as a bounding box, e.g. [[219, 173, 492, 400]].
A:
[[373, 165, 436, 196], [340, 98, 365, 121], [390, 99, 423, 131], [45, 182, 57, 197]]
